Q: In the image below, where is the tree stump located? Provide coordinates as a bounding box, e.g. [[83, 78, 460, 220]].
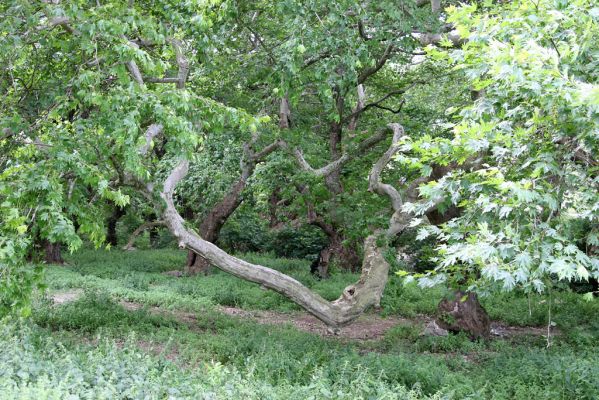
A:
[[436, 291, 491, 339]]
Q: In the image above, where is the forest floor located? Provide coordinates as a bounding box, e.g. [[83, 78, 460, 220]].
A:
[[51, 289, 549, 341], [3, 248, 599, 399]]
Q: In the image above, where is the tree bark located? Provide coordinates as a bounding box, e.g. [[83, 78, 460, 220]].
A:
[[106, 206, 126, 246], [44, 241, 63, 264], [436, 291, 491, 339], [185, 178, 246, 275]]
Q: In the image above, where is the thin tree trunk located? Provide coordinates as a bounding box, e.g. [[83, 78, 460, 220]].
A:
[[185, 176, 247, 274]]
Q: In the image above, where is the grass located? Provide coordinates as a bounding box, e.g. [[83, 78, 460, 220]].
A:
[[2, 248, 599, 399]]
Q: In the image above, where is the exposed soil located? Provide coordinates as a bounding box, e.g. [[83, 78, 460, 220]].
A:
[[50, 290, 554, 341], [50, 289, 83, 305], [217, 306, 409, 340]]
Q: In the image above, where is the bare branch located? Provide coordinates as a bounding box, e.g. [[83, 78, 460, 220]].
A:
[[123, 37, 145, 85], [368, 123, 405, 213], [279, 97, 291, 129], [286, 126, 389, 178], [44, 16, 79, 35], [358, 44, 394, 84], [251, 139, 282, 162], [169, 38, 189, 89], [123, 220, 165, 251]]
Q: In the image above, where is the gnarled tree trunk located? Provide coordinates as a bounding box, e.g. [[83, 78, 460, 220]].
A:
[[160, 158, 391, 328]]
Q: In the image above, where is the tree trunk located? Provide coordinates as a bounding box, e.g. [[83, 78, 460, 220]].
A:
[[149, 220, 159, 248], [44, 241, 63, 264], [268, 187, 281, 228], [106, 206, 126, 247], [185, 178, 247, 275], [315, 230, 361, 278], [436, 291, 491, 339]]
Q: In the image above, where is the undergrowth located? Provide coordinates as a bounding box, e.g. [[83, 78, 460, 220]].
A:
[[6, 248, 599, 399]]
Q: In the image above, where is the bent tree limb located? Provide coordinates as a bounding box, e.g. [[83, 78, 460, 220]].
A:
[[159, 158, 391, 329]]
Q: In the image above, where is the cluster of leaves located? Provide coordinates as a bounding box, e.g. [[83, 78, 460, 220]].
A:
[[401, 0, 599, 295]]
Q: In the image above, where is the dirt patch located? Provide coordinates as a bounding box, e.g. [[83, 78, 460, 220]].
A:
[[490, 322, 557, 338], [51, 289, 83, 305], [117, 300, 552, 342], [217, 306, 408, 340]]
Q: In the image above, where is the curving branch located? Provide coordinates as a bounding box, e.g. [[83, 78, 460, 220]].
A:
[[169, 38, 189, 89], [358, 44, 394, 84], [285, 126, 390, 178], [123, 37, 145, 85], [158, 159, 390, 329], [47, 16, 79, 35], [138, 124, 164, 156], [368, 123, 405, 214]]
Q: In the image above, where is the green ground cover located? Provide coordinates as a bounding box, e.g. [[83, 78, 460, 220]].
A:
[[2, 249, 598, 399]]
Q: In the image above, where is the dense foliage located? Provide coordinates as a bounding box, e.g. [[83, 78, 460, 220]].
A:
[[0, 0, 598, 397], [406, 0, 599, 296]]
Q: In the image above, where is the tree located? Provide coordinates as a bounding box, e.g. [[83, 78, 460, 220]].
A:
[[402, 0, 599, 301], [216, 0, 455, 275], [0, 0, 470, 325]]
